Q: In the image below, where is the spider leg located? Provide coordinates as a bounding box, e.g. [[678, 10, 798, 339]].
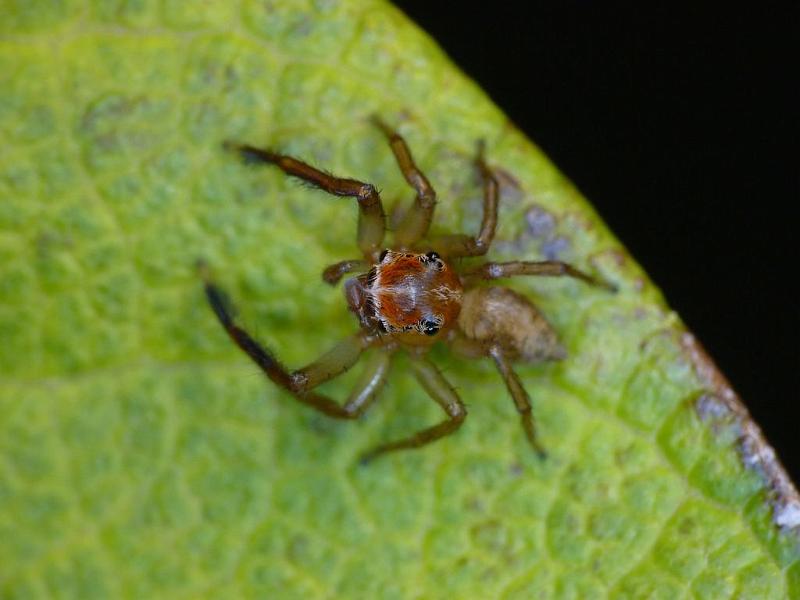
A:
[[341, 351, 392, 417], [446, 331, 547, 457], [322, 259, 370, 286], [372, 117, 437, 248], [202, 271, 386, 419], [445, 329, 489, 360], [489, 347, 547, 459], [225, 142, 385, 260], [428, 141, 499, 258], [464, 260, 617, 292], [359, 356, 466, 463]]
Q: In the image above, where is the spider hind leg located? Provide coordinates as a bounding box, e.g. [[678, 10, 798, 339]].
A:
[[490, 347, 547, 459]]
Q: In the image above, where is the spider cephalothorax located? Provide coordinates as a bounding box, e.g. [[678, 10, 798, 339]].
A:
[[352, 250, 462, 341], [203, 118, 614, 463]]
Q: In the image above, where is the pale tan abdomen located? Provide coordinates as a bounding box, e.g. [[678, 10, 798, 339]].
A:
[[457, 287, 566, 363]]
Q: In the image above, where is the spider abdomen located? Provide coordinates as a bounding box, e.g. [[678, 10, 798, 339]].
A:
[[458, 287, 566, 363]]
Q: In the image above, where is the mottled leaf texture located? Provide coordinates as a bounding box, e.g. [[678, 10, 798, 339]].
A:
[[1, 1, 798, 599]]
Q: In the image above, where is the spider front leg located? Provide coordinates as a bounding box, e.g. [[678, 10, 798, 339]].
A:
[[372, 117, 437, 248], [225, 142, 386, 260], [201, 267, 389, 419], [359, 356, 466, 463], [429, 141, 499, 258]]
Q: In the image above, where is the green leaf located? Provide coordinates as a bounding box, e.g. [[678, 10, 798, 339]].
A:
[[1, 1, 798, 598]]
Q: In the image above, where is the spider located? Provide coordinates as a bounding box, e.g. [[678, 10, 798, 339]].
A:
[[201, 118, 615, 464]]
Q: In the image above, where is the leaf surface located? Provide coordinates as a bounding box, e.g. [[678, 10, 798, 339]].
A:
[[1, 1, 798, 598]]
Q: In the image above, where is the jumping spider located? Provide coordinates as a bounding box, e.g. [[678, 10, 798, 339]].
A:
[[202, 118, 615, 463]]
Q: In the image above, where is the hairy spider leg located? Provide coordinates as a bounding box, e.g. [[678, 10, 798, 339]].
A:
[[428, 141, 499, 258], [464, 260, 617, 292], [372, 117, 437, 249], [359, 356, 466, 463], [202, 272, 391, 419], [226, 142, 386, 260], [490, 347, 547, 459]]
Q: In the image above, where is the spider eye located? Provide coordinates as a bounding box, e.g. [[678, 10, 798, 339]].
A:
[[421, 250, 445, 271], [421, 319, 441, 336], [378, 249, 390, 262]]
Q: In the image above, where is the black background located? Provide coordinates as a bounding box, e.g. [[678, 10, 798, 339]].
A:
[[393, 3, 797, 480]]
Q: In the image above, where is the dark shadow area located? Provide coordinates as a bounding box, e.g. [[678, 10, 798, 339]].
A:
[[393, 2, 797, 480]]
